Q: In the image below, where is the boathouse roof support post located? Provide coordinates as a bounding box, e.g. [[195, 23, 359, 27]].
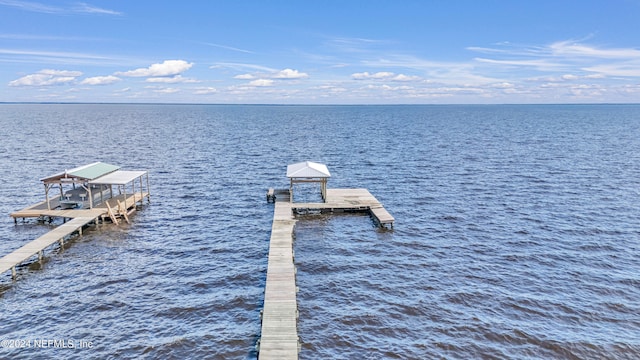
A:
[[123, 185, 128, 211], [80, 184, 93, 209], [138, 176, 143, 205], [322, 178, 327, 202], [146, 172, 150, 203], [289, 177, 293, 202], [43, 183, 61, 210], [44, 183, 50, 210]]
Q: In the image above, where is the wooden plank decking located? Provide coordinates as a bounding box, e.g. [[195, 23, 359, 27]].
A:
[[0, 216, 98, 278], [3, 192, 149, 279], [292, 188, 394, 228], [259, 195, 298, 359], [259, 187, 393, 359], [10, 193, 148, 220]]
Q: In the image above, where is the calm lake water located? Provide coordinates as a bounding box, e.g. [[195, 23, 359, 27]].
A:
[[0, 104, 639, 359]]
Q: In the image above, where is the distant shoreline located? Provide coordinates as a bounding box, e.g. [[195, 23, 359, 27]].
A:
[[1, 102, 639, 106]]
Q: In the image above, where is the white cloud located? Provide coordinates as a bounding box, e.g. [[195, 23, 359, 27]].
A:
[[9, 69, 82, 86], [0, 0, 121, 15], [392, 74, 421, 81], [199, 42, 253, 54], [583, 63, 640, 77], [232, 68, 308, 82], [273, 68, 309, 79], [72, 2, 122, 15], [352, 71, 394, 80], [211, 62, 276, 72], [194, 87, 218, 95], [80, 75, 120, 85], [249, 79, 274, 87], [561, 74, 579, 81], [474, 57, 563, 71], [146, 75, 198, 83], [0, 0, 65, 13], [492, 82, 515, 89], [351, 71, 419, 81], [234, 73, 255, 80], [116, 60, 193, 77], [153, 87, 180, 94], [550, 41, 640, 59], [470, 40, 640, 83]]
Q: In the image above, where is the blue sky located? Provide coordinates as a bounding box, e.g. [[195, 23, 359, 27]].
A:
[[1, 0, 640, 104]]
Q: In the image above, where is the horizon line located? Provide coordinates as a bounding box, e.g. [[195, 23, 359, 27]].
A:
[[2, 101, 639, 106]]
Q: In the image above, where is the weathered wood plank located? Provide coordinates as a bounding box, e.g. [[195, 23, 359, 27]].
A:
[[260, 187, 393, 359], [260, 194, 298, 360], [291, 188, 394, 228], [0, 217, 96, 276]]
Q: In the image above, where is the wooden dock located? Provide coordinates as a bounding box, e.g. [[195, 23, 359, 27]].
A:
[[3, 192, 149, 279], [2, 162, 151, 280], [0, 216, 99, 278], [259, 195, 298, 359], [258, 187, 393, 359], [290, 188, 394, 228], [11, 193, 148, 224]]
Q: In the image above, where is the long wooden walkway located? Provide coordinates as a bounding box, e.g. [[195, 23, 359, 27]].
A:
[[0, 215, 99, 278], [259, 187, 393, 359], [259, 196, 298, 359]]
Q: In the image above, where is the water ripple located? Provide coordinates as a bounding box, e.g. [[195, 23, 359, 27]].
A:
[[0, 104, 639, 358]]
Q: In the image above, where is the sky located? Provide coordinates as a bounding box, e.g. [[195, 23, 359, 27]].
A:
[[1, 0, 640, 104]]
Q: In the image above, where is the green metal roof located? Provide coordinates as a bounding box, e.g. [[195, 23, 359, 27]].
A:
[[41, 162, 120, 183], [68, 162, 120, 180]]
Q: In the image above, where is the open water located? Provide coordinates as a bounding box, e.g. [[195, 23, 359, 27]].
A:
[[0, 104, 638, 359]]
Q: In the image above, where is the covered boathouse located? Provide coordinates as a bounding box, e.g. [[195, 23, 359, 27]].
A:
[[2, 162, 150, 279], [40, 162, 150, 212]]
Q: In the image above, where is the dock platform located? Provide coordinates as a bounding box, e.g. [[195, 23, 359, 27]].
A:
[[289, 188, 394, 228], [258, 187, 393, 359]]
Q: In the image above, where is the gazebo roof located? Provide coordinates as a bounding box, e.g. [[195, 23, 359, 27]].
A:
[[40, 162, 120, 183], [286, 161, 331, 178]]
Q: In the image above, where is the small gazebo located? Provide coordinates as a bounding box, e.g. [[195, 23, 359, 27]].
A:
[[286, 161, 331, 203]]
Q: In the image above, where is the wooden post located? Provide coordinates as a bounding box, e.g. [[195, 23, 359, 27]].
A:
[[321, 178, 327, 202], [138, 176, 143, 205], [82, 184, 93, 209], [146, 172, 151, 203], [289, 178, 293, 202], [123, 185, 128, 211], [44, 183, 50, 210]]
